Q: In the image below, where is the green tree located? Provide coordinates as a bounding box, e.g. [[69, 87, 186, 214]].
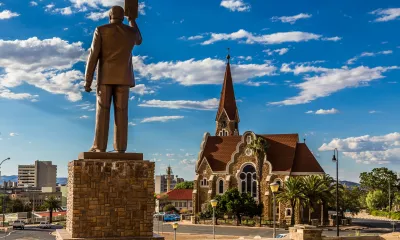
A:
[[174, 181, 194, 189], [337, 185, 362, 216], [205, 195, 226, 225], [319, 175, 335, 225], [366, 190, 386, 210], [43, 196, 61, 223], [360, 168, 397, 209], [222, 188, 258, 225], [163, 204, 178, 213], [276, 177, 305, 226], [302, 175, 326, 224]]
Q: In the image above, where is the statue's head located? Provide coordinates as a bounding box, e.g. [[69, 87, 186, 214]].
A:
[[109, 6, 124, 23]]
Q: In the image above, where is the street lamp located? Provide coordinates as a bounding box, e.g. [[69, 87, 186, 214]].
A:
[[270, 182, 279, 238], [0, 157, 11, 227], [210, 199, 218, 239], [172, 222, 178, 240], [332, 149, 339, 237]]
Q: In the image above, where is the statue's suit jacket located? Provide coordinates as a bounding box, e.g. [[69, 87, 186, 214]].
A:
[[85, 21, 142, 87], [84, 21, 142, 152]]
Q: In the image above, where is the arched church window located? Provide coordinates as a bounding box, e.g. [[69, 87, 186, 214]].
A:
[[239, 164, 257, 198], [218, 179, 224, 194]]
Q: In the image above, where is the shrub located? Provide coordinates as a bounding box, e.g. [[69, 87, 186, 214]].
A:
[[163, 204, 178, 213]]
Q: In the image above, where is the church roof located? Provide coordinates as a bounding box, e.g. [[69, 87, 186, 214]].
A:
[[198, 133, 324, 174], [215, 59, 239, 121]]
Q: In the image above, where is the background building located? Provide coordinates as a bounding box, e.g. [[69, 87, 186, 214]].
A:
[[155, 174, 184, 194], [156, 189, 193, 213], [18, 161, 57, 188], [193, 56, 325, 225]]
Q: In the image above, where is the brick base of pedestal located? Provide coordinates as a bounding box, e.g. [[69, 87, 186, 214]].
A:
[[56, 229, 164, 240], [66, 153, 163, 240]]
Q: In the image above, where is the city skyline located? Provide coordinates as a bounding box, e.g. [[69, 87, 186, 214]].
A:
[[0, 0, 399, 182]]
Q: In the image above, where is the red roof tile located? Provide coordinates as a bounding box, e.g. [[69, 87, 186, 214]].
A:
[[164, 189, 193, 200], [199, 133, 324, 174], [291, 143, 325, 173]]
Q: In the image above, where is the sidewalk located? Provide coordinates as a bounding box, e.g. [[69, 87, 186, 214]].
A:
[[158, 232, 275, 240], [168, 220, 271, 229], [346, 210, 398, 222]]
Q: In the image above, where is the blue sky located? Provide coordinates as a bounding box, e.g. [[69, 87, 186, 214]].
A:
[[0, 0, 399, 182]]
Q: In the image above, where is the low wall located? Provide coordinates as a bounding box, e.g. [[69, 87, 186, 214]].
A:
[[290, 225, 383, 240], [323, 237, 382, 240]]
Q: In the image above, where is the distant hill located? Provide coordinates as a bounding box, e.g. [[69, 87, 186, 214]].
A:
[[340, 181, 360, 187], [0, 175, 68, 185]]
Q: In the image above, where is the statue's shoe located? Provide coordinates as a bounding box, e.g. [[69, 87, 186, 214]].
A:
[[89, 148, 105, 152]]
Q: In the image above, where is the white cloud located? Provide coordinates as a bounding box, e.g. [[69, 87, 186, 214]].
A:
[[0, 10, 20, 19], [199, 29, 340, 45], [63, 28, 69, 31], [9, 132, 18, 137], [77, 102, 95, 111], [220, 0, 250, 12], [271, 13, 312, 24], [132, 56, 276, 86], [237, 56, 252, 61], [188, 35, 203, 40], [180, 159, 196, 166], [347, 50, 393, 65], [79, 115, 89, 119], [322, 36, 342, 42], [306, 108, 339, 115], [369, 110, 381, 114], [30, 1, 38, 6], [319, 132, 400, 164], [45, 4, 55, 10], [0, 87, 39, 101], [264, 48, 289, 56], [54, 7, 73, 15], [82, 1, 146, 20], [130, 84, 155, 95], [0, 37, 86, 102], [244, 81, 273, 87], [270, 64, 398, 105], [141, 116, 184, 123], [370, 8, 400, 22], [139, 98, 219, 110], [128, 122, 136, 126]]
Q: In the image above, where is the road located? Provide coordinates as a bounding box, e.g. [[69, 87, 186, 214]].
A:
[[0, 225, 61, 240], [154, 218, 398, 238]]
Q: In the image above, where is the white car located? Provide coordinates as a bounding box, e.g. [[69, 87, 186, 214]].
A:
[[39, 221, 51, 229], [12, 220, 25, 230]]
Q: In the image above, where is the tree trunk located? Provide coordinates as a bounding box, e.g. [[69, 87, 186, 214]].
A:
[[321, 202, 324, 226], [291, 204, 296, 226], [49, 209, 53, 223], [236, 214, 241, 226], [308, 202, 312, 224]]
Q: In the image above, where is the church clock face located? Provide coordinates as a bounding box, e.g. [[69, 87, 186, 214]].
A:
[[221, 121, 227, 128]]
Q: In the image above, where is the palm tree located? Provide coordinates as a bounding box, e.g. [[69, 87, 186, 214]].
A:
[[247, 135, 269, 225], [302, 175, 326, 224], [43, 196, 61, 223], [276, 177, 305, 226], [319, 175, 335, 225]]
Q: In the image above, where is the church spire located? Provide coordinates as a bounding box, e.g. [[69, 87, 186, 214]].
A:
[[215, 50, 240, 136]]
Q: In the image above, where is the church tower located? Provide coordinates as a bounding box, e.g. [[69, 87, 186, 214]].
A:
[[215, 54, 240, 136]]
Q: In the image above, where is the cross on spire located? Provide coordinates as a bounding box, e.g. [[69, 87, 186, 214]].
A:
[[227, 48, 231, 63]]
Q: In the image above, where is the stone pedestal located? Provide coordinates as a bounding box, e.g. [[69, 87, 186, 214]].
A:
[[57, 152, 164, 240], [289, 224, 323, 240]]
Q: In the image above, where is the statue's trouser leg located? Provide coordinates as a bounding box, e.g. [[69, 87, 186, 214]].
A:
[[113, 85, 129, 152], [92, 84, 112, 151]]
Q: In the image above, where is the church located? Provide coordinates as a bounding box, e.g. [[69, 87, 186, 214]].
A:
[[192, 55, 325, 224]]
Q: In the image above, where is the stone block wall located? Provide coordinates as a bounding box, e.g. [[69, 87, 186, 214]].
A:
[[66, 159, 155, 238]]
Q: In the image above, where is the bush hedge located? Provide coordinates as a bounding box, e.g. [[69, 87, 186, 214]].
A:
[[370, 210, 400, 220]]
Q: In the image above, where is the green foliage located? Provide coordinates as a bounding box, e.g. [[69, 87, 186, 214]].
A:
[[247, 136, 270, 159], [360, 167, 397, 193], [220, 188, 259, 225], [276, 177, 306, 226], [366, 190, 386, 210], [44, 196, 62, 223], [163, 204, 177, 213], [302, 175, 327, 223], [339, 186, 362, 216], [174, 181, 194, 189]]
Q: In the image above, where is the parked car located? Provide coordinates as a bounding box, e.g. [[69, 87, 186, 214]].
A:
[[276, 234, 288, 238], [163, 214, 180, 222], [39, 221, 51, 229], [12, 220, 25, 230]]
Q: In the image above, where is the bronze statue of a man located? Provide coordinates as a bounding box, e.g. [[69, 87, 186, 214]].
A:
[[84, 5, 142, 153]]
